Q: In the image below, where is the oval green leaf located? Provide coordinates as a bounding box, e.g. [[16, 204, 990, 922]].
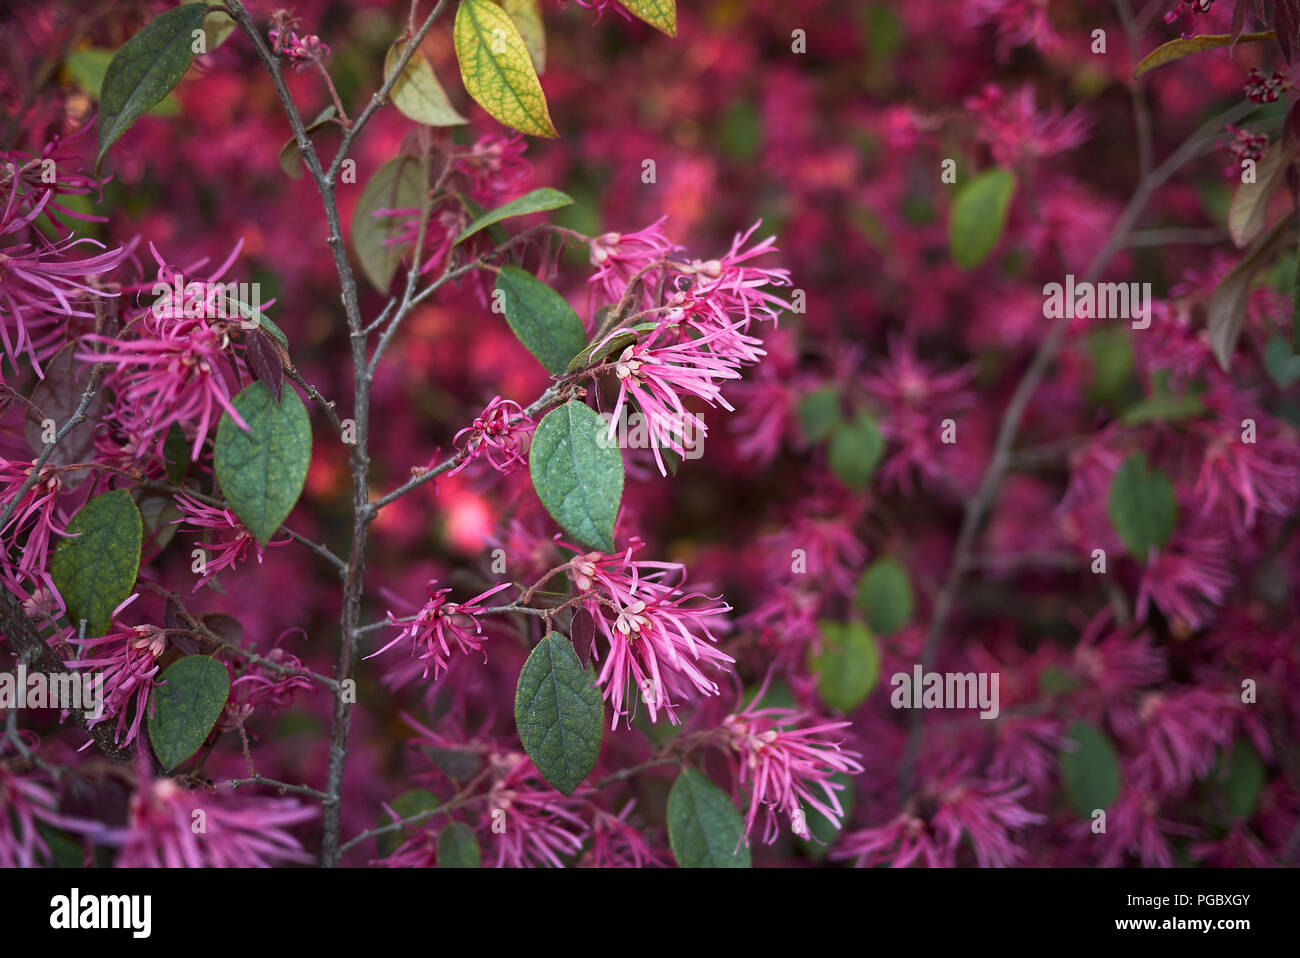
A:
[[453, 187, 573, 245], [66, 48, 179, 116], [948, 167, 1015, 270], [214, 383, 312, 547], [495, 266, 588, 374], [809, 620, 879, 713], [1222, 739, 1266, 819], [384, 42, 467, 126], [49, 489, 142, 637], [1107, 452, 1177, 559], [667, 768, 750, 868], [351, 156, 426, 293], [797, 387, 841, 443], [454, 0, 556, 137], [278, 105, 337, 181], [96, 3, 208, 172], [147, 656, 230, 770], [828, 411, 883, 492], [514, 632, 604, 794], [856, 557, 913, 636], [529, 401, 624, 552], [1059, 720, 1121, 817], [438, 822, 482, 867]]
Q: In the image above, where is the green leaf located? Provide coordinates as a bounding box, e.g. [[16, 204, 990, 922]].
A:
[[96, 3, 209, 172], [514, 633, 604, 794], [1107, 453, 1177, 559], [230, 302, 289, 349], [797, 387, 841, 443], [1133, 31, 1275, 76], [214, 383, 312, 547], [827, 412, 883, 492], [500, 0, 546, 73], [855, 558, 913, 636], [1038, 665, 1082, 697], [529, 401, 624, 552], [278, 105, 337, 181], [200, 9, 237, 52], [1228, 140, 1295, 249], [666, 768, 750, 868], [1265, 334, 1300, 386], [65, 48, 178, 116], [437, 822, 482, 867], [495, 266, 587, 374], [1119, 390, 1206, 426], [809, 621, 879, 712], [163, 423, 191, 485], [1059, 720, 1121, 817], [49, 490, 142, 637], [618, 0, 678, 36], [1221, 739, 1266, 819], [454, 0, 557, 138], [350, 155, 426, 293], [1209, 216, 1290, 371], [563, 322, 658, 374], [948, 167, 1015, 270], [147, 656, 230, 770], [377, 789, 441, 858], [1294, 241, 1300, 354], [453, 187, 572, 244], [384, 42, 468, 126]]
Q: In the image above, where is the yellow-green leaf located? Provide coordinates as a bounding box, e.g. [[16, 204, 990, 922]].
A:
[[384, 41, 467, 126], [65, 48, 178, 116], [454, 0, 556, 138], [500, 0, 546, 73], [618, 0, 677, 36], [1134, 31, 1274, 76]]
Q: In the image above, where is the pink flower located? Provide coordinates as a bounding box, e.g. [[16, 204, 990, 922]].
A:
[[587, 216, 682, 311], [964, 83, 1092, 168], [865, 336, 977, 495], [670, 221, 791, 329], [79, 242, 254, 461], [478, 750, 588, 867], [581, 803, 666, 867], [1135, 519, 1234, 634], [455, 134, 532, 205], [834, 812, 948, 868], [0, 190, 125, 375], [366, 579, 513, 679], [0, 735, 93, 867], [930, 779, 1045, 867], [449, 396, 535, 476], [0, 457, 67, 589], [100, 772, 316, 867], [1191, 414, 1300, 537], [722, 685, 864, 844], [965, 0, 1062, 59], [173, 493, 287, 590], [270, 29, 331, 69], [222, 633, 314, 729], [598, 319, 753, 476], [1112, 689, 1236, 791], [565, 538, 734, 728], [66, 606, 165, 748], [1088, 787, 1197, 867]]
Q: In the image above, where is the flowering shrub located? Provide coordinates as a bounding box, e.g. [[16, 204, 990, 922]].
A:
[[1, 0, 1298, 870]]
